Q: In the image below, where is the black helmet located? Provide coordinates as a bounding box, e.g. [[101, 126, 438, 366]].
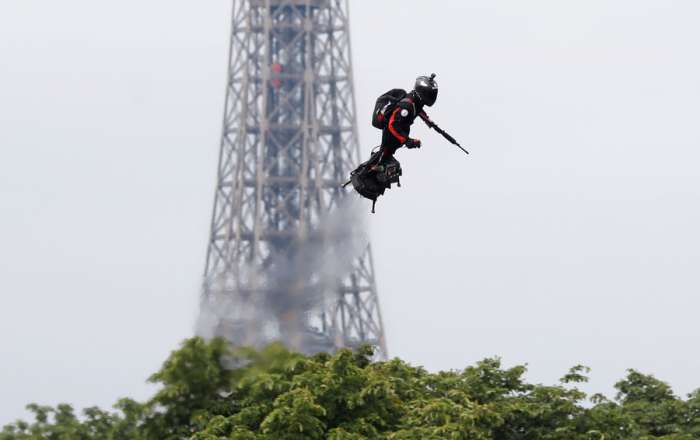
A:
[[414, 73, 438, 106]]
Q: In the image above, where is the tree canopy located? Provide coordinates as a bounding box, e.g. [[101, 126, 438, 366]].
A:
[[3, 337, 700, 439]]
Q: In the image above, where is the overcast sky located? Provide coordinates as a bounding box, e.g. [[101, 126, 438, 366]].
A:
[[1, 0, 700, 426]]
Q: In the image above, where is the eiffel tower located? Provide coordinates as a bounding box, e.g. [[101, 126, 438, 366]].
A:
[[199, 0, 387, 358]]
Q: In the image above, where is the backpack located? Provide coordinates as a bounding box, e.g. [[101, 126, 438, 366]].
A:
[[371, 88, 407, 129]]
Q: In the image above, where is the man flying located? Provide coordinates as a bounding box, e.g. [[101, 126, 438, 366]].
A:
[[346, 73, 465, 212], [371, 74, 439, 171]]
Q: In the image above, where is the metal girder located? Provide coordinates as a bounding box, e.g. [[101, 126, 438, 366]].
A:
[[200, 0, 387, 358]]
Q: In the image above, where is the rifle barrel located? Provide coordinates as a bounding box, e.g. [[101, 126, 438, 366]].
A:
[[422, 116, 469, 155]]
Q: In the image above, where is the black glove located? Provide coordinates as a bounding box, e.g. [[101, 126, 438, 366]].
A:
[[405, 138, 422, 149]]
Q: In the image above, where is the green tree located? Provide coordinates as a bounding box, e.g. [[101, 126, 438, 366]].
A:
[[4, 337, 700, 440]]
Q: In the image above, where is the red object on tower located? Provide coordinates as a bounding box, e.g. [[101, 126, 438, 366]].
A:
[[271, 63, 283, 88]]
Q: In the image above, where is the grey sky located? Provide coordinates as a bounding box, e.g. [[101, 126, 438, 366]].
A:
[[1, 0, 699, 426]]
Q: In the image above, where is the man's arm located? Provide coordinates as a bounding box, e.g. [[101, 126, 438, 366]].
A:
[[387, 102, 417, 146]]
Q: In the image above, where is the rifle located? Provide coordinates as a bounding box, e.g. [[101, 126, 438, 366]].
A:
[[419, 112, 469, 156]]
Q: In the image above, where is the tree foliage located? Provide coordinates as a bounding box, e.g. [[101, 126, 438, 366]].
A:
[[3, 338, 699, 439]]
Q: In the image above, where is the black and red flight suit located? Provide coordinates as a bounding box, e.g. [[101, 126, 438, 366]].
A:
[[378, 91, 424, 163]]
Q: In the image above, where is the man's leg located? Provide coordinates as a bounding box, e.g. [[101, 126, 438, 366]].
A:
[[370, 134, 400, 171], [369, 149, 391, 172]]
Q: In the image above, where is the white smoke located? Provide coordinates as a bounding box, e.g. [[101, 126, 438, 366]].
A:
[[196, 196, 370, 353]]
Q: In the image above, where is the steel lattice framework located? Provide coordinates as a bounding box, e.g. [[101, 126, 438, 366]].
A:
[[200, 0, 386, 358]]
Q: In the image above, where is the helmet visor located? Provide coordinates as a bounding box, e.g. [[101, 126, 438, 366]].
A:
[[421, 87, 437, 106]]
